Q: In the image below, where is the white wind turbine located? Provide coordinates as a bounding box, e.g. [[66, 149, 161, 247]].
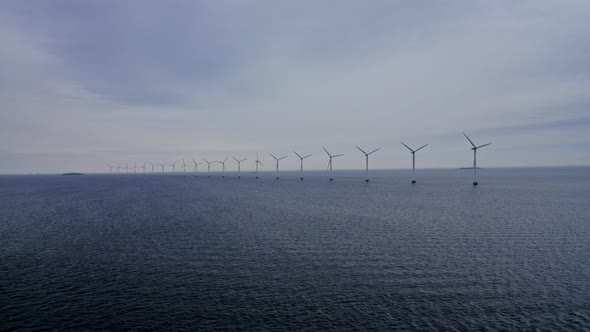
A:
[[116, 164, 121, 175], [192, 159, 203, 175], [293, 151, 312, 180], [132, 162, 138, 175], [400, 142, 428, 184], [180, 159, 188, 173], [269, 153, 287, 179], [125, 162, 129, 174], [255, 152, 264, 179], [355, 146, 380, 182], [140, 162, 146, 175], [233, 157, 247, 178], [149, 162, 156, 174], [203, 159, 213, 177], [160, 161, 167, 174], [107, 163, 115, 175], [169, 160, 177, 173], [463, 132, 492, 186], [216, 158, 229, 178], [323, 147, 343, 181]]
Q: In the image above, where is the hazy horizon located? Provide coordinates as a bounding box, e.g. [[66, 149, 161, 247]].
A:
[[1, 1, 590, 174]]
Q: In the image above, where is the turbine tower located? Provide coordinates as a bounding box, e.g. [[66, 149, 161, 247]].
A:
[[149, 162, 155, 174], [255, 153, 264, 179], [269, 153, 287, 179], [169, 160, 177, 173], [355, 146, 380, 182], [192, 159, 203, 175], [293, 151, 312, 180], [463, 132, 491, 186], [323, 147, 343, 181], [203, 159, 213, 177], [161, 161, 167, 174], [233, 157, 247, 178], [400, 142, 428, 184], [216, 158, 229, 178]]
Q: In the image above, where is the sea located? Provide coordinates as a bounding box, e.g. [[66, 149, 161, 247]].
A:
[[1, 167, 589, 330]]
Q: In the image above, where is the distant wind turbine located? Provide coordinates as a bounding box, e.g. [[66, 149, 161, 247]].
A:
[[323, 147, 343, 181], [216, 158, 229, 178], [180, 159, 189, 173], [169, 160, 177, 173], [400, 142, 428, 184], [269, 153, 287, 179], [355, 146, 380, 182], [255, 153, 264, 179], [233, 157, 247, 178], [125, 162, 129, 174], [192, 159, 203, 175], [107, 163, 115, 175], [203, 159, 213, 177], [293, 151, 312, 180], [149, 162, 156, 174], [463, 132, 491, 186], [116, 164, 121, 175], [161, 161, 167, 174], [132, 162, 137, 175]]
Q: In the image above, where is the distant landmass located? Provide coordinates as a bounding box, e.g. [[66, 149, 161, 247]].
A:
[[62, 173, 84, 176]]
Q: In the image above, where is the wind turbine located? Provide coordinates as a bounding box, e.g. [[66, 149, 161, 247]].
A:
[[269, 153, 287, 179], [400, 142, 428, 184], [255, 152, 264, 179], [192, 159, 203, 175], [169, 160, 177, 173], [125, 162, 129, 174], [116, 164, 121, 175], [293, 151, 312, 180], [132, 162, 137, 175], [149, 162, 156, 174], [216, 158, 229, 178], [463, 132, 491, 186], [233, 157, 247, 178], [161, 161, 167, 174], [355, 146, 380, 182], [107, 163, 115, 175], [203, 159, 213, 177], [140, 162, 146, 175], [323, 147, 343, 181], [180, 159, 188, 173]]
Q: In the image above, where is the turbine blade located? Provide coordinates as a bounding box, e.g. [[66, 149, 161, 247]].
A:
[[355, 146, 367, 155], [293, 151, 302, 159], [368, 148, 380, 155], [400, 141, 414, 152], [240, 158, 247, 162], [303, 154, 312, 159], [269, 153, 277, 160], [322, 146, 331, 156], [463, 132, 476, 148], [333, 154, 344, 158], [279, 156, 288, 160], [477, 143, 492, 149], [233, 157, 239, 162], [414, 144, 428, 152], [259, 161, 264, 166]]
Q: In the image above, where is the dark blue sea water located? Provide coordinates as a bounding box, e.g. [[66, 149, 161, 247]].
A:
[[1, 168, 589, 330]]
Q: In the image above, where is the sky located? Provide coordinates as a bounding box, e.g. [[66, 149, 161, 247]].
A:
[[1, 0, 589, 174]]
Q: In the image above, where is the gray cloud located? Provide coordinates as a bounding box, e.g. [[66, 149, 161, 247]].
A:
[[1, 0, 589, 173]]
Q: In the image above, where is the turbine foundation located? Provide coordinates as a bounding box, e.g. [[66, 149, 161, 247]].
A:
[[411, 180, 416, 184], [473, 181, 478, 186]]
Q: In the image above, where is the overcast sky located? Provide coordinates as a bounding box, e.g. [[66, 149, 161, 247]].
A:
[[1, 1, 589, 174]]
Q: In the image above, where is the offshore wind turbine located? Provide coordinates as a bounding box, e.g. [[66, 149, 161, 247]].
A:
[[355, 146, 380, 182], [400, 142, 428, 184], [203, 159, 213, 177], [117, 164, 121, 175], [125, 162, 129, 174], [293, 151, 312, 180], [463, 132, 491, 186], [132, 162, 137, 175], [140, 162, 146, 175], [269, 153, 287, 179], [255, 153, 264, 179], [192, 159, 203, 175], [180, 159, 189, 173], [107, 163, 115, 175], [233, 157, 247, 178], [323, 147, 343, 181], [169, 160, 177, 173], [160, 161, 167, 174], [149, 162, 156, 174], [216, 158, 229, 178]]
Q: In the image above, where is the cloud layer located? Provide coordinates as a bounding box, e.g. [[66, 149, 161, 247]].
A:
[[1, 1, 589, 173]]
